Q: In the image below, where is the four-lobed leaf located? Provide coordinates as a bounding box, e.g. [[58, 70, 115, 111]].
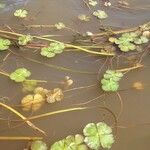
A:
[[101, 70, 123, 92], [41, 42, 65, 58], [83, 122, 114, 150], [14, 9, 28, 18], [10, 68, 31, 82], [0, 38, 11, 51]]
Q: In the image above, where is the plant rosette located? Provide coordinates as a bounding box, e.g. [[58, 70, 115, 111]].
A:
[[0, 38, 11, 51], [14, 9, 28, 18], [40, 42, 65, 58], [31, 140, 48, 150]]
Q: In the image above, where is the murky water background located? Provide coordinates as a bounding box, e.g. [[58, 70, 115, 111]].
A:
[[0, 0, 150, 150]]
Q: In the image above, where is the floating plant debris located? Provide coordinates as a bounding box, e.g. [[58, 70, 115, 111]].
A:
[[54, 22, 66, 30], [93, 10, 108, 19], [78, 14, 90, 22], [22, 80, 37, 92], [101, 70, 123, 92], [14, 9, 28, 18], [88, 0, 98, 6], [0, 38, 11, 51], [10, 68, 31, 82], [46, 88, 64, 103]]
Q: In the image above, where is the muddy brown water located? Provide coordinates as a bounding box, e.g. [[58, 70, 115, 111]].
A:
[[0, 0, 150, 150]]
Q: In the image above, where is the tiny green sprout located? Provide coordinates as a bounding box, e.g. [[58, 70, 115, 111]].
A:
[[93, 10, 108, 19], [101, 70, 123, 92], [31, 140, 48, 150], [40, 42, 65, 58], [14, 9, 28, 18], [10, 68, 31, 82], [83, 122, 114, 150], [89, 0, 98, 6], [50, 134, 88, 150], [0, 38, 11, 51], [78, 14, 90, 22], [18, 35, 33, 46], [55, 22, 66, 30]]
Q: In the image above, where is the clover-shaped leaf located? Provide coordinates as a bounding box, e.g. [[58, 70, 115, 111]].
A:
[[101, 79, 119, 92], [0, 38, 11, 51], [31, 140, 48, 150], [101, 70, 123, 92], [10, 68, 31, 82], [40, 42, 65, 58], [22, 80, 37, 92], [14, 9, 28, 18], [51, 134, 87, 150], [78, 14, 90, 22], [93, 10, 108, 19], [18, 35, 33, 46], [83, 122, 114, 150]]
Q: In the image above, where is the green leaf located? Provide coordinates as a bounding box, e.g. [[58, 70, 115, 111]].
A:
[[14, 9, 28, 18], [93, 10, 108, 19], [0, 38, 11, 51], [31, 140, 48, 150], [18, 35, 33, 46], [0, 3, 6, 9], [89, 0, 98, 6], [40, 42, 65, 58], [83, 122, 114, 150], [10, 68, 31, 82], [50, 134, 87, 150]]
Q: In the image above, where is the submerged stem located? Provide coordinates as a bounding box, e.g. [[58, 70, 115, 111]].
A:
[[0, 136, 43, 140]]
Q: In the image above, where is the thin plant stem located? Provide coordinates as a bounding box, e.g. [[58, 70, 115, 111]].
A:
[[0, 102, 46, 135], [0, 136, 43, 140]]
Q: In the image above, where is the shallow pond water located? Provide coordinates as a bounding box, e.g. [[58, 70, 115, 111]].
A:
[[0, 0, 150, 150]]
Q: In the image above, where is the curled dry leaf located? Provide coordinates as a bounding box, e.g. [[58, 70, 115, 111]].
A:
[[46, 88, 64, 103], [34, 87, 49, 98], [132, 81, 144, 90]]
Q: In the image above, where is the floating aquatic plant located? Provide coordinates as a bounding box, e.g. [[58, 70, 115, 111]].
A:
[[134, 36, 149, 45], [101, 70, 123, 92], [40, 42, 65, 58], [22, 80, 37, 92], [14, 9, 28, 18], [0, 38, 11, 51], [78, 14, 90, 22], [93, 10, 108, 19], [46, 88, 64, 103], [51, 134, 88, 150], [34, 87, 48, 98], [55, 22, 66, 30], [18, 35, 33, 46], [109, 32, 149, 52], [10, 68, 31, 82], [0, 3, 6, 9], [83, 122, 114, 149], [31, 140, 48, 150], [89, 0, 98, 6], [21, 93, 45, 111]]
